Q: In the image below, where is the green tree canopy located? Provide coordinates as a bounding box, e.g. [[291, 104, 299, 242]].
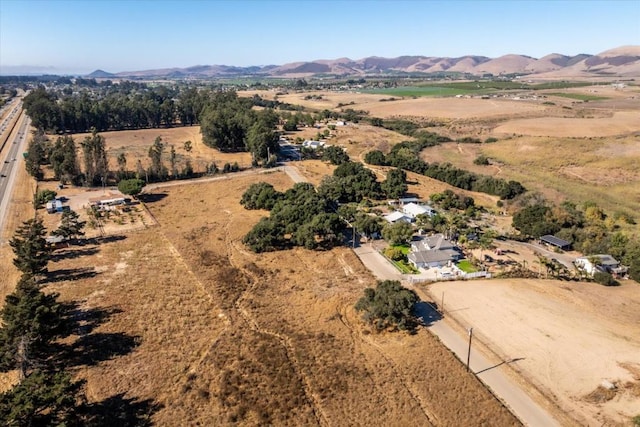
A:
[[240, 182, 281, 210], [512, 204, 560, 238], [0, 369, 81, 426], [363, 150, 387, 166], [9, 218, 51, 277], [52, 210, 86, 240], [355, 280, 418, 331], [381, 168, 408, 199], [321, 145, 350, 165], [0, 275, 68, 376], [117, 178, 146, 197], [382, 221, 414, 246]]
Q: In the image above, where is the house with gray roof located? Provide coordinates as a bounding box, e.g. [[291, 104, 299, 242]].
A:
[[408, 233, 463, 269], [574, 254, 625, 276]]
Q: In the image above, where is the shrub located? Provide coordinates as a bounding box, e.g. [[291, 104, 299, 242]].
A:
[[384, 246, 406, 261], [34, 189, 57, 208], [473, 155, 490, 165], [484, 137, 498, 143], [593, 271, 618, 286]]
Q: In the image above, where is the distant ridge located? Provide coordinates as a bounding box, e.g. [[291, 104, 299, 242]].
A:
[[81, 46, 639, 79]]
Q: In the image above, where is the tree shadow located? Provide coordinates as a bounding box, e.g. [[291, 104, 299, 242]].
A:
[[48, 305, 140, 368], [413, 301, 443, 326], [50, 246, 100, 262], [44, 267, 98, 283], [138, 192, 167, 204], [68, 332, 141, 367], [80, 393, 163, 427], [64, 304, 123, 336], [83, 234, 127, 246]]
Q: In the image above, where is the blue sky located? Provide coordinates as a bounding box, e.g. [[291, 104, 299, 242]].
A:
[[1, 0, 638, 74]]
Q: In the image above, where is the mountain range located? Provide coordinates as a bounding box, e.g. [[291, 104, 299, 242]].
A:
[[88, 46, 640, 79]]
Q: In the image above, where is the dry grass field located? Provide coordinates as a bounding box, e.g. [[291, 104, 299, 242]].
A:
[[70, 126, 252, 174], [1, 81, 638, 425], [419, 135, 640, 217], [426, 278, 640, 426], [2, 172, 518, 426]]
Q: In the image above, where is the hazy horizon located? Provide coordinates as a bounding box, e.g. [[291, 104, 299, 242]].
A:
[[1, 0, 639, 75]]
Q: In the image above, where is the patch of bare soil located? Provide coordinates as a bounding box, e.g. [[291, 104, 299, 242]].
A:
[[494, 111, 640, 137], [23, 170, 520, 425], [426, 279, 640, 426]]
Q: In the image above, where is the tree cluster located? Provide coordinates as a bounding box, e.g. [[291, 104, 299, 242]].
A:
[[200, 91, 279, 164], [241, 182, 345, 252], [23, 83, 204, 132], [512, 200, 640, 282], [355, 280, 418, 331]]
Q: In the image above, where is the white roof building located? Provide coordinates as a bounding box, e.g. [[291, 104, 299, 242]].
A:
[[384, 211, 413, 224], [402, 202, 435, 218]]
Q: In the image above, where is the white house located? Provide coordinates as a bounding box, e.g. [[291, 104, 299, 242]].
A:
[[402, 202, 435, 219], [408, 234, 463, 269], [302, 140, 325, 149], [384, 211, 412, 224], [574, 254, 622, 276]]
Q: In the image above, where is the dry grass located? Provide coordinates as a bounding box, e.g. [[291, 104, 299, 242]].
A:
[[2, 170, 518, 426], [67, 127, 252, 173], [420, 135, 640, 216]]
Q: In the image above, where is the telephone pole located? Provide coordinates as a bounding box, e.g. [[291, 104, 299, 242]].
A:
[[466, 327, 473, 372]]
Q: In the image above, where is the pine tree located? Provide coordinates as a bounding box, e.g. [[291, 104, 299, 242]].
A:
[[9, 218, 51, 276], [0, 369, 82, 426], [0, 275, 68, 377], [52, 210, 86, 241]]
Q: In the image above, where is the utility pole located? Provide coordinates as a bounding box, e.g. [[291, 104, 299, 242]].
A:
[[352, 225, 356, 248], [466, 327, 473, 372]]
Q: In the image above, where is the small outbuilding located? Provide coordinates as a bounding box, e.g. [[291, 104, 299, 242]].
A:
[[540, 235, 571, 250]]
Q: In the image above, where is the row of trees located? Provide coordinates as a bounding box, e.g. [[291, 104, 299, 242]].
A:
[[26, 128, 228, 186], [26, 129, 107, 186], [365, 145, 526, 200], [1, 218, 81, 425], [23, 84, 203, 132]]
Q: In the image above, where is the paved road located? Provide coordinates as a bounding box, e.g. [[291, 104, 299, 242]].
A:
[[0, 110, 30, 239], [414, 301, 560, 427], [353, 238, 561, 427]]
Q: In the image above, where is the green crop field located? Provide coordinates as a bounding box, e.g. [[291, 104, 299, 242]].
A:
[[547, 92, 609, 101], [363, 86, 477, 97]]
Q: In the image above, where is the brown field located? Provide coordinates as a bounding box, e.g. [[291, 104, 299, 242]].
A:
[[3, 172, 519, 425], [494, 111, 640, 137], [69, 126, 252, 173], [1, 82, 639, 425], [420, 136, 640, 217], [426, 278, 640, 426]]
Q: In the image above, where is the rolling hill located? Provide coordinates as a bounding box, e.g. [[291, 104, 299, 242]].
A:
[[87, 46, 640, 79]]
